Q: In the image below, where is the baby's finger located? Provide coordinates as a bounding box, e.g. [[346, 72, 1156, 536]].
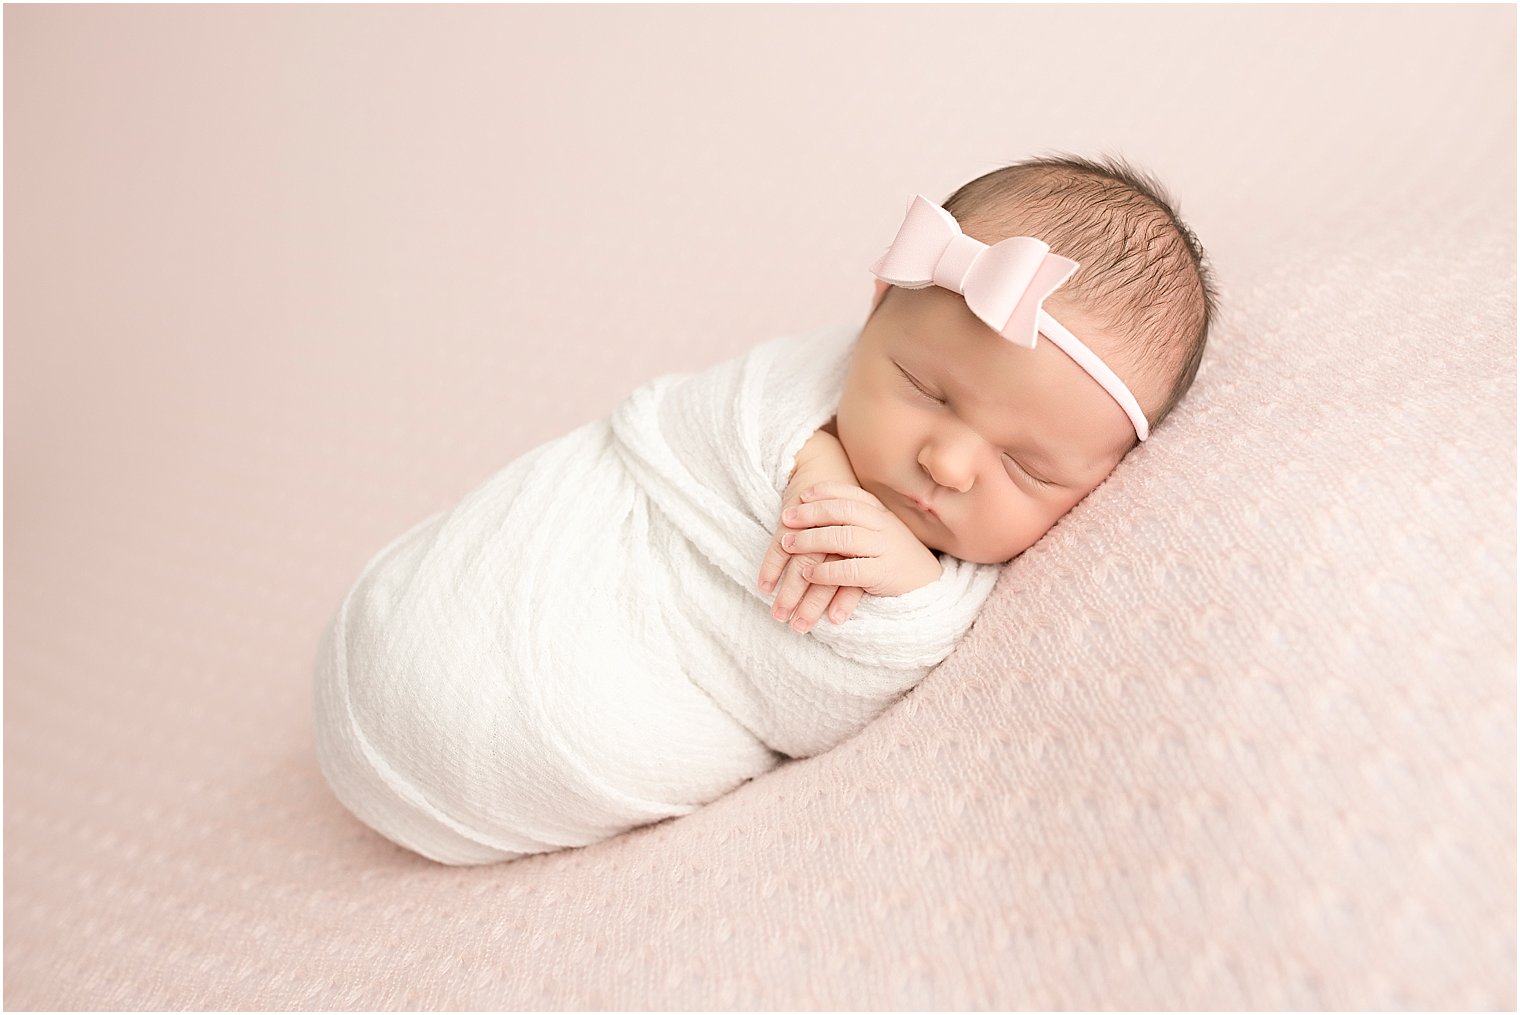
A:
[[783, 495, 879, 534], [788, 556, 848, 633], [758, 527, 799, 593], [772, 550, 828, 622], [826, 585, 866, 625], [799, 554, 871, 590], [784, 523, 880, 559], [799, 481, 887, 511]]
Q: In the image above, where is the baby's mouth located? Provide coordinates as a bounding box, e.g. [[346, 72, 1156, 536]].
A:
[[893, 487, 939, 520]]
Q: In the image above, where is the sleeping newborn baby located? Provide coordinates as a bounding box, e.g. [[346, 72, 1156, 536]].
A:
[[314, 154, 1216, 865], [758, 162, 1213, 633]]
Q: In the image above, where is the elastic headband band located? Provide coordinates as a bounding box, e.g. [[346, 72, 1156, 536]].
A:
[[870, 194, 1150, 441]]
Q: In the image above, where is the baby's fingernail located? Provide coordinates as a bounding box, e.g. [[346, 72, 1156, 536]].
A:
[[760, 579, 773, 593], [783, 507, 798, 522], [792, 617, 809, 633], [800, 566, 812, 579]]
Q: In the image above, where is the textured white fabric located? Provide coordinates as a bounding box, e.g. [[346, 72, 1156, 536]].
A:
[[313, 323, 999, 864]]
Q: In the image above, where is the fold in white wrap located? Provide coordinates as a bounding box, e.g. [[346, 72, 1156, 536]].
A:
[[313, 322, 1001, 865]]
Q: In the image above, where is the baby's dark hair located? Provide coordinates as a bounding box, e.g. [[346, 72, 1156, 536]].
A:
[[921, 153, 1219, 439]]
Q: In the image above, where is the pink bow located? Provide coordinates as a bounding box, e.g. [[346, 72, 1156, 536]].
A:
[[869, 195, 1079, 350]]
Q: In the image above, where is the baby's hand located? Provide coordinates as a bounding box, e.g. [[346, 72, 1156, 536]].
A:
[[758, 487, 867, 635], [778, 480, 943, 598]]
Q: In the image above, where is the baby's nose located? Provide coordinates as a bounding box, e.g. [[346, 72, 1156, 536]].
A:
[[919, 446, 976, 494]]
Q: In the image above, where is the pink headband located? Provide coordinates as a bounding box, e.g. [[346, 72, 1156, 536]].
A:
[[870, 194, 1150, 442]]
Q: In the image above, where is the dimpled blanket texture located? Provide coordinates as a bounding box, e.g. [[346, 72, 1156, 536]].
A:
[[312, 323, 999, 865]]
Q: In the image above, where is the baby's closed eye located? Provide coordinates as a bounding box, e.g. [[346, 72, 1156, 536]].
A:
[[895, 362, 1057, 489]]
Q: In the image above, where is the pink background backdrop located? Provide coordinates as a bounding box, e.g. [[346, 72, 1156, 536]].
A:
[[5, 5, 1515, 1009]]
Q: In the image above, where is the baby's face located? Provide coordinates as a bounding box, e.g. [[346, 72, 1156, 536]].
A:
[[833, 282, 1147, 565]]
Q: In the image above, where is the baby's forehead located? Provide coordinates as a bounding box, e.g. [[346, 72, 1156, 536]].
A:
[[889, 318, 1065, 409]]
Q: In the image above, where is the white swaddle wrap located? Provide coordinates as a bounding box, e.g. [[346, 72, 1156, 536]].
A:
[[313, 322, 1001, 865]]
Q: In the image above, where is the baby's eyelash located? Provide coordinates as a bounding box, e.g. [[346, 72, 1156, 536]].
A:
[[1006, 454, 1054, 488], [896, 363, 1053, 489], [896, 364, 944, 404]]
